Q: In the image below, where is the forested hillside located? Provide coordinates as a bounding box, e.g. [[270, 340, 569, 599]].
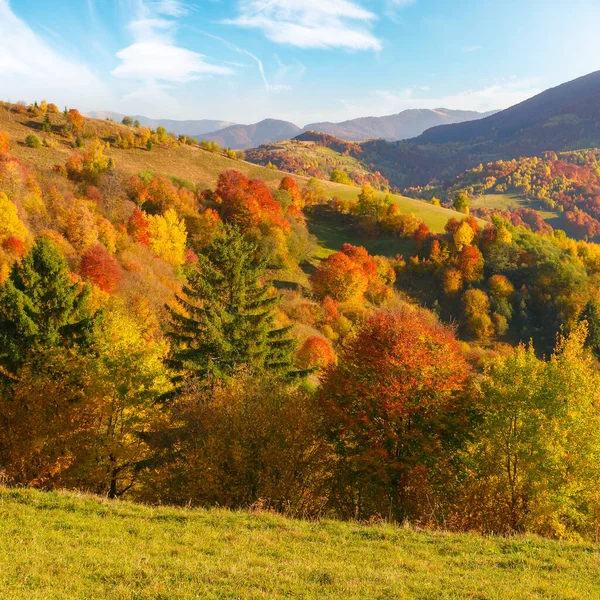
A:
[[4, 98, 600, 541]]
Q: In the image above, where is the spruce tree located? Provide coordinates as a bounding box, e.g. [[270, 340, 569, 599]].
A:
[[581, 300, 600, 359], [0, 238, 95, 382], [166, 225, 297, 388]]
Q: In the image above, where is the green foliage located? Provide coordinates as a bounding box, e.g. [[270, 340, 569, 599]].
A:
[[166, 225, 298, 388], [121, 116, 133, 127], [25, 133, 41, 149], [330, 169, 352, 185], [0, 238, 95, 382], [462, 324, 600, 537], [453, 192, 470, 214]]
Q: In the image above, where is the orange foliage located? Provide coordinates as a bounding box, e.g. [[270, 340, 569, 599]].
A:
[[127, 208, 151, 246], [216, 170, 288, 231], [279, 176, 302, 207], [457, 245, 484, 283], [312, 244, 395, 304], [296, 336, 335, 370], [0, 132, 9, 153], [67, 109, 84, 132], [319, 309, 472, 518]]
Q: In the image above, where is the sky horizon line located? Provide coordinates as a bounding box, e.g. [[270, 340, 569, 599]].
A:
[[2, 0, 599, 124]]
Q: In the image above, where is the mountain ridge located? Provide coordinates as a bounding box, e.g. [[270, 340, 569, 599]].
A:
[[85, 111, 235, 137]]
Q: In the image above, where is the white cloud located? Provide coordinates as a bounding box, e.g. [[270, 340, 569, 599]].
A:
[[112, 0, 232, 82], [374, 81, 541, 114], [226, 0, 382, 51], [0, 0, 110, 109]]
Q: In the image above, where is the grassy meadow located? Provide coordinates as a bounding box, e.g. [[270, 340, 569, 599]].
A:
[[0, 106, 469, 235], [0, 488, 599, 599], [471, 193, 563, 228]]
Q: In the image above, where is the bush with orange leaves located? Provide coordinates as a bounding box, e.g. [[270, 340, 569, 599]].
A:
[[216, 170, 288, 232], [311, 244, 395, 304], [296, 336, 335, 370], [319, 308, 474, 523]]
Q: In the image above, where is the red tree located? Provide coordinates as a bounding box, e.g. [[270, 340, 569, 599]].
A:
[[127, 208, 151, 246], [319, 308, 473, 520], [80, 243, 123, 293]]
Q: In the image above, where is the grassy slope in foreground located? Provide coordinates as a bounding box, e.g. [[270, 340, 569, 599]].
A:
[[0, 107, 468, 235], [1, 489, 599, 600]]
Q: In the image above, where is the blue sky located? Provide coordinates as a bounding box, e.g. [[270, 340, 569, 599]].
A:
[[1, 0, 600, 125]]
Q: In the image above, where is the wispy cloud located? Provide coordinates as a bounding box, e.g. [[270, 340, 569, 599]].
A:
[[112, 0, 232, 83], [225, 0, 382, 51], [0, 0, 110, 109], [194, 30, 296, 94]]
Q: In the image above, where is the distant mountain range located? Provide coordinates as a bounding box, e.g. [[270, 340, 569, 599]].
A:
[[238, 70, 600, 190], [197, 119, 302, 150], [303, 109, 497, 142], [85, 111, 235, 137], [361, 69, 600, 187], [87, 108, 495, 150], [198, 109, 495, 149]]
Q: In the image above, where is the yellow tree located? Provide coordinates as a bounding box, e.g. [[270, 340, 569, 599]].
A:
[[453, 221, 475, 251], [0, 193, 28, 243], [147, 208, 187, 266]]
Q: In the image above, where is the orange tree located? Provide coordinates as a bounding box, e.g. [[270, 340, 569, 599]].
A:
[[319, 308, 474, 523]]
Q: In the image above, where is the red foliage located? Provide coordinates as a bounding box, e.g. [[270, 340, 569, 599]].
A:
[[457, 245, 484, 283], [127, 208, 151, 246], [2, 235, 26, 257], [80, 243, 123, 293], [414, 222, 431, 243], [444, 217, 461, 234], [216, 170, 288, 231], [185, 249, 199, 264], [85, 186, 102, 203], [319, 309, 472, 516]]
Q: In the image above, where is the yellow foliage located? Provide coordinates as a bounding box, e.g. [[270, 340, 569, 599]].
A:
[[147, 209, 187, 266], [453, 221, 475, 250], [0, 192, 28, 243], [65, 201, 98, 252], [96, 216, 117, 254], [495, 225, 513, 244]]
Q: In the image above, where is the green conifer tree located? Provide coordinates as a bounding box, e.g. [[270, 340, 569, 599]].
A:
[[0, 239, 95, 382], [42, 112, 52, 133], [581, 300, 600, 359], [166, 226, 297, 389]]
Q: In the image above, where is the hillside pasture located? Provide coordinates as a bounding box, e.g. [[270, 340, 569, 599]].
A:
[[1, 488, 599, 600]]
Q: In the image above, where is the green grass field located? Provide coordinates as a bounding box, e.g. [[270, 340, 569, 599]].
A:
[[471, 193, 563, 228], [1, 488, 599, 599], [307, 206, 415, 258]]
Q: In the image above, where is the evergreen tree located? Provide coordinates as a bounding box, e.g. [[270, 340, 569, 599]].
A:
[[0, 239, 95, 382], [42, 113, 52, 133], [166, 226, 297, 388], [581, 300, 600, 359]]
